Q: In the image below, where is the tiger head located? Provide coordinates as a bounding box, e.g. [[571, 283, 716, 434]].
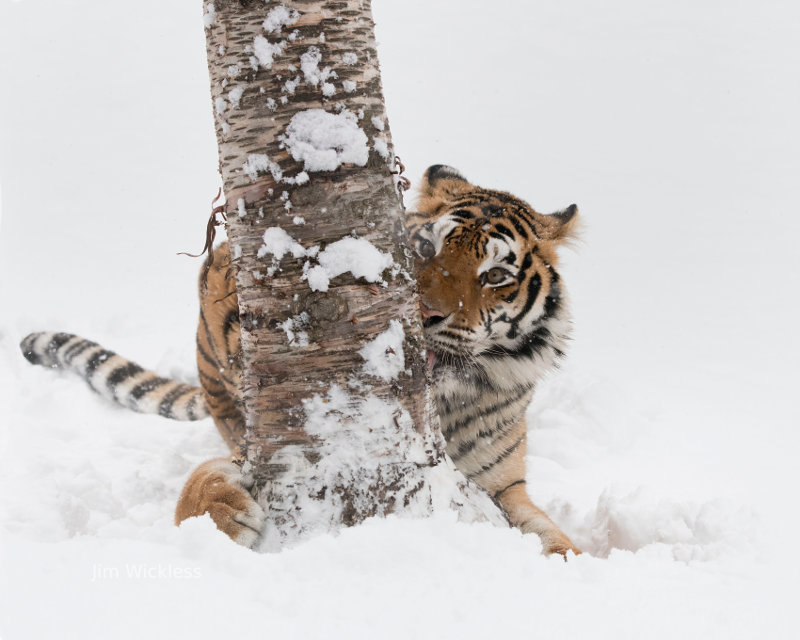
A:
[[408, 165, 579, 385]]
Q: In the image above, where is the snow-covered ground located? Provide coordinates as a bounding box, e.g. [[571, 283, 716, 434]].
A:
[[1, 1, 799, 638]]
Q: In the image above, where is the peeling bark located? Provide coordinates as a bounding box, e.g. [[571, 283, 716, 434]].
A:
[[204, 0, 506, 548]]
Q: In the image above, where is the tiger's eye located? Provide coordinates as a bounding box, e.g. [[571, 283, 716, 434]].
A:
[[418, 239, 436, 259], [485, 267, 510, 284]]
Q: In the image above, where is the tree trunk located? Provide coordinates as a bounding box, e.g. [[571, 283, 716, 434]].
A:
[[203, 0, 506, 549]]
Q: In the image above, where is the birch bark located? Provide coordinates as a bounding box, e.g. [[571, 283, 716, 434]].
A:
[[203, 0, 506, 549]]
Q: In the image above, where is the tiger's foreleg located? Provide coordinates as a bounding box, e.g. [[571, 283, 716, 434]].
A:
[[487, 431, 581, 557], [495, 481, 581, 557], [175, 458, 265, 548]]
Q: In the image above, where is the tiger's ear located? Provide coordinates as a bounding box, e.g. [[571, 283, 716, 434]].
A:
[[420, 165, 469, 195], [538, 204, 580, 243]]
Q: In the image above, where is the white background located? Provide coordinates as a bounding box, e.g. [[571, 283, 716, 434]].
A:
[[1, 1, 798, 638]]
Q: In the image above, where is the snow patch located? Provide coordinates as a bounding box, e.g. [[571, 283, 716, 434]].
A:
[[342, 80, 357, 93], [358, 320, 406, 381], [279, 312, 310, 348], [262, 6, 299, 33], [300, 46, 336, 87], [282, 109, 368, 172], [283, 77, 300, 94], [257, 227, 306, 261], [227, 86, 244, 109], [252, 36, 286, 69], [242, 154, 283, 182], [282, 171, 309, 186], [372, 137, 389, 159], [203, 2, 216, 29], [254, 385, 506, 551], [342, 52, 358, 65], [303, 237, 393, 292], [584, 489, 758, 561], [371, 116, 385, 131], [302, 386, 429, 466]]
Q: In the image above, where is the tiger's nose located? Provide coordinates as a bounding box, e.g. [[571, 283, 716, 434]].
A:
[[420, 301, 446, 328]]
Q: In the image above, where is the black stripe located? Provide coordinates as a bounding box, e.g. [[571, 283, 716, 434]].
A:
[[472, 436, 524, 477], [47, 333, 75, 358], [106, 362, 145, 391], [196, 350, 237, 389], [204, 395, 224, 411], [503, 289, 519, 304], [129, 376, 171, 401], [198, 370, 228, 395], [453, 432, 480, 459], [221, 309, 240, 357], [451, 413, 521, 461], [511, 210, 540, 238], [519, 252, 533, 274], [543, 270, 561, 318], [438, 329, 470, 342], [84, 349, 115, 376], [443, 227, 460, 242], [493, 223, 515, 239], [199, 310, 225, 366], [480, 205, 503, 218], [450, 208, 475, 220], [509, 272, 542, 324], [447, 324, 476, 334], [20, 334, 42, 364], [487, 326, 554, 360], [442, 416, 473, 440], [509, 216, 529, 239], [158, 385, 193, 418], [441, 384, 530, 437], [185, 392, 205, 420], [63, 339, 96, 364], [196, 341, 220, 369], [494, 479, 526, 499]]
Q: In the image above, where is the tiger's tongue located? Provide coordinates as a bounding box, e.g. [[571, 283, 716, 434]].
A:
[[427, 349, 436, 371]]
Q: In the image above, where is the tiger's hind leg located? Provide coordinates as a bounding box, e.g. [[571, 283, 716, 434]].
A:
[[196, 242, 247, 453], [175, 458, 265, 548]]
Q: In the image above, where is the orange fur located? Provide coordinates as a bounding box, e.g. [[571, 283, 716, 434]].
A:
[[174, 458, 264, 548]]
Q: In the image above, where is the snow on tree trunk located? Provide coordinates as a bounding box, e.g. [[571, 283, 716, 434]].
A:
[[203, 0, 506, 550]]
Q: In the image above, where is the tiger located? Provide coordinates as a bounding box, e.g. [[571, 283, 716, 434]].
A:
[[20, 164, 581, 556]]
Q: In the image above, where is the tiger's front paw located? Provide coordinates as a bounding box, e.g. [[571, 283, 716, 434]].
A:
[[542, 531, 582, 559], [175, 458, 265, 549]]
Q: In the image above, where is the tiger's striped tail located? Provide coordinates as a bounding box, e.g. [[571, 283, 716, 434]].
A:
[[20, 332, 210, 421]]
